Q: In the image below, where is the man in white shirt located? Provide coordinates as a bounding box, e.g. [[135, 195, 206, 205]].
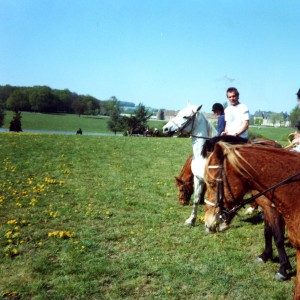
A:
[[221, 87, 249, 138]]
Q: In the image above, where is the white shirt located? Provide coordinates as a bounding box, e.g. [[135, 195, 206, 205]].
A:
[[224, 103, 249, 138]]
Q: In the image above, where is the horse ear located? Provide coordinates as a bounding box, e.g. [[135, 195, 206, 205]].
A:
[[175, 176, 184, 185], [214, 142, 227, 162], [197, 105, 202, 112]]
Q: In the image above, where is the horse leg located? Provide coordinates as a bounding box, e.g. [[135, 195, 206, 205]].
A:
[[293, 249, 300, 300], [258, 217, 273, 263], [271, 212, 292, 281], [258, 207, 291, 281], [184, 178, 204, 226]]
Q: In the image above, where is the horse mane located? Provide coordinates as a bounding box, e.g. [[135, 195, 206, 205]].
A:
[[205, 142, 260, 184], [201, 136, 249, 158], [224, 141, 292, 181]]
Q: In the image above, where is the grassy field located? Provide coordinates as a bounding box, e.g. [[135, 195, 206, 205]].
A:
[[2, 111, 295, 145], [2, 111, 166, 134], [0, 133, 296, 299]]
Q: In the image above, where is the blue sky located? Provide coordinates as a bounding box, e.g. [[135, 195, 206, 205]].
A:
[[1, 0, 299, 114]]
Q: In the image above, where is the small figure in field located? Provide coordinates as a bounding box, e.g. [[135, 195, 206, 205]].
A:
[[76, 128, 83, 135]]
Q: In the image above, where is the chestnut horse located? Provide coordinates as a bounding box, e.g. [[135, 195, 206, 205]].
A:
[[175, 136, 290, 280], [175, 154, 194, 205], [204, 142, 300, 299], [175, 136, 281, 206]]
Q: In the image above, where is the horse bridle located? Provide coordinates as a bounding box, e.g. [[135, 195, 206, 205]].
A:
[[170, 109, 198, 136], [204, 165, 233, 223], [171, 105, 211, 139], [205, 163, 300, 225]]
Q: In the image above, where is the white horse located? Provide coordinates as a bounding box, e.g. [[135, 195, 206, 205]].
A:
[[162, 103, 217, 225]]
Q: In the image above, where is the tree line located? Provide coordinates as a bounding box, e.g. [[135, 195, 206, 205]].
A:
[[0, 85, 134, 116], [0, 85, 153, 134]]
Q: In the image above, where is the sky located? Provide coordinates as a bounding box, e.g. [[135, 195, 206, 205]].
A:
[[1, 0, 300, 114]]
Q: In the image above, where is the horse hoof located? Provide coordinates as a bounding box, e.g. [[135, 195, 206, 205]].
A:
[[245, 207, 255, 215], [184, 219, 195, 226], [274, 273, 288, 281], [256, 257, 264, 263]]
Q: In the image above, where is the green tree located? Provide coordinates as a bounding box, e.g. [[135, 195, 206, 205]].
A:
[[9, 111, 22, 132], [133, 103, 152, 129], [289, 106, 300, 127], [7, 89, 30, 112], [28, 86, 58, 112], [83, 95, 100, 115], [72, 98, 87, 117], [0, 104, 5, 127], [107, 98, 125, 135]]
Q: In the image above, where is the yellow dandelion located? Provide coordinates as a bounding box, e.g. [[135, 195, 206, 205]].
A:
[[5, 230, 13, 238], [7, 219, 18, 225]]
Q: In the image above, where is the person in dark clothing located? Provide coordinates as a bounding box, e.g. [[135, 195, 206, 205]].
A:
[[212, 103, 225, 136]]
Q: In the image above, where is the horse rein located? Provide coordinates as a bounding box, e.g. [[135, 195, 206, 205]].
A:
[[205, 163, 300, 223]]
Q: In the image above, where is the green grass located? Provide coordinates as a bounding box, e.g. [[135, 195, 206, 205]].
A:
[[0, 133, 296, 299], [2, 111, 167, 134], [2, 111, 295, 145]]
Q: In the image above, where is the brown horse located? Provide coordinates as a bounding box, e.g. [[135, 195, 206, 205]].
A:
[[175, 136, 281, 206], [175, 154, 194, 205], [204, 142, 300, 299], [176, 137, 289, 280]]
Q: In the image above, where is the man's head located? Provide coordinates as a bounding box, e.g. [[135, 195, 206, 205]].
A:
[[226, 87, 239, 106]]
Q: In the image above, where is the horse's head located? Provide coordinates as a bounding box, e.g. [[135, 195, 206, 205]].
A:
[[175, 176, 193, 205], [204, 142, 248, 233], [162, 104, 202, 136]]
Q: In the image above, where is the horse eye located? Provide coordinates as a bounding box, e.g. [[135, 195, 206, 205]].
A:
[[183, 116, 189, 119]]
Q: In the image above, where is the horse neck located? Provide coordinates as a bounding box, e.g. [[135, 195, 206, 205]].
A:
[[192, 112, 216, 136], [192, 137, 206, 159], [179, 157, 193, 180], [189, 112, 216, 161]]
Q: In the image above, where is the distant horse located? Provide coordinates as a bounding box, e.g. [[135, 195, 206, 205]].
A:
[[152, 128, 160, 137], [128, 127, 144, 136], [163, 103, 217, 226], [204, 142, 300, 298], [76, 128, 83, 135], [143, 128, 152, 137]]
